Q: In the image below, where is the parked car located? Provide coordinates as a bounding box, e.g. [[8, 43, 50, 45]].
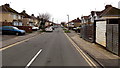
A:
[[32, 26, 39, 31], [0, 26, 26, 35], [45, 26, 53, 32], [73, 27, 81, 33], [50, 26, 55, 30]]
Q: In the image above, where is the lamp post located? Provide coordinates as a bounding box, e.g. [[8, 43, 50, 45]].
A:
[[52, 18, 54, 26], [52, 18, 54, 23], [67, 14, 69, 30], [67, 15, 69, 23]]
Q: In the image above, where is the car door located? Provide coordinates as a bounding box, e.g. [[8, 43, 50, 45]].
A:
[[8, 27, 16, 34], [2, 27, 10, 34]]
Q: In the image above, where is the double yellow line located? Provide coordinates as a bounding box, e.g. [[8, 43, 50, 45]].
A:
[[64, 33, 97, 68]]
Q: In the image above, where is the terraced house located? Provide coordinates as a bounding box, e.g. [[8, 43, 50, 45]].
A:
[[30, 14, 40, 27], [19, 10, 32, 26], [0, 4, 23, 26]]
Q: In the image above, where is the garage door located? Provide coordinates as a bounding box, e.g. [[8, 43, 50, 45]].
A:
[[96, 21, 106, 47]]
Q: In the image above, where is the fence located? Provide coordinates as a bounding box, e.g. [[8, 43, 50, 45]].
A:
[[80, 24, 95, 42]]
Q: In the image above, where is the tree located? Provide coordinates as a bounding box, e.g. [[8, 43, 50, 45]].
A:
[[39, 13, 51, 21]]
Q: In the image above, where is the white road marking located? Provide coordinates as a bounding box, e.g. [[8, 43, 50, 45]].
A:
[[0, 32, 44, 51], [25, 49, 42, 68], [64, 33, 97, 68]]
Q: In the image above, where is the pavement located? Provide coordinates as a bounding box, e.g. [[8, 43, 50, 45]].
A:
[[2, 28, 99, 67], [67, 30, 120, 68], [1, 30, 42, 48]]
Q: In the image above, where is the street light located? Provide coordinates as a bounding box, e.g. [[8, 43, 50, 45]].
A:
[[67, 15, 69, 23], [52, 18, 54, 22], [52, 18, 54, 26], [67, 14, 69, 30]]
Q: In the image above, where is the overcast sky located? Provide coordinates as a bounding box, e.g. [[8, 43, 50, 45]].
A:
[[0, 0, 120, 23]]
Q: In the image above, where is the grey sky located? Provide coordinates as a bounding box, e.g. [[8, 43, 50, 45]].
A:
[[0, 0, 120, 23]]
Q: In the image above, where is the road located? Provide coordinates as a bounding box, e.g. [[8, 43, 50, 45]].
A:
[[2, 28, 99, 68]]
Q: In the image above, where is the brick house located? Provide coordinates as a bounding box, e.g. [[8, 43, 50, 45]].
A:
[[20, 10, 32, 26], [30, 14, 40, 27], [70, 18, 81, 27], [0, 4, 23, 26]]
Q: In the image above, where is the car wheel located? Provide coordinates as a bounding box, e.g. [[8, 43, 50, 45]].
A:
[[16, 32, 19, 36]]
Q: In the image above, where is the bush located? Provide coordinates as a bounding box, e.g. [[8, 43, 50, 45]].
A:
[[63, 28, 67, 30]]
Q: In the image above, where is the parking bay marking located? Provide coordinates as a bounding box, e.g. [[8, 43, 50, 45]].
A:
[[25, 49, 42, 68], [64, 33, 97, 68]]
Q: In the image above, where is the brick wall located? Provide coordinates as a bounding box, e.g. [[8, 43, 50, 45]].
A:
[[1, 22, 13, 26]]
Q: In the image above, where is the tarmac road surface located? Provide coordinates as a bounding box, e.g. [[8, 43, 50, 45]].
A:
[[2, 28, 99, 68]]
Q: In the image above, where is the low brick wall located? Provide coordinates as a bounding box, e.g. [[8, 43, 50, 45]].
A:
[[15, 26, 32, 33], [1, 22, 13, 26]]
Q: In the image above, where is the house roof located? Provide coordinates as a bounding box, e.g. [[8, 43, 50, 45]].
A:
[[71, 18, 81, 22], [0, 4, 19, 14], [31, 14, 38, 19], [81, 16, 89, 19], [100, 7, 120, 17], [91, 11, 103, 17], [20, 10, 31, 18], [90, 5, 114, 17]]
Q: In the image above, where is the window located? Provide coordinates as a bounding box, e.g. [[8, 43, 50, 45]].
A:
[[13, 21, 18, 26], [19, 22, 23, 26], [29, 23, 34, 26], [21, 16, 23, 19], [8, 27, 14, 30], [91, 17, 94, 22], [18, 15, 21, 19], [108, 19, 119, 24], [13, 14, 17, 19]]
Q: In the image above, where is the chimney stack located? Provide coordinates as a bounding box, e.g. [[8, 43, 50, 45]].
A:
[[105, 5, 112, 9], [22, 10, 26, 13], [31, 14, 34, 16], [5, 4, 10, 7]]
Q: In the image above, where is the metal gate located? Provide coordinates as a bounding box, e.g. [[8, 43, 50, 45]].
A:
[[106, 24, 119, 55]]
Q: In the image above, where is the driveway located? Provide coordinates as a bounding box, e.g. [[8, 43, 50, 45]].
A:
[[2, 35, 17, 41]]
